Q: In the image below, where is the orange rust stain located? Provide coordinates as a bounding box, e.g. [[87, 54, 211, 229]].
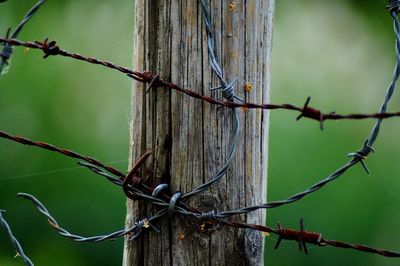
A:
[[143, 219, 150, 228], [244, 83, 252, 92], [200, 223, 206, 232], [241, 106, 248, 113], [178, 232, 185, 240], [229, 2, 236, 12]]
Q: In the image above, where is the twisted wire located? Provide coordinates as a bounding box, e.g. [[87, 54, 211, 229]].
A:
[[16, 186, 400, 258], [181, 0, 240, 199], [17, 193, 165, 242], [0, 130, 125, 179], [218, 219, 400, 257], [4, 39, 400, 123], [78, 162, 192, 214], [1, 0, 400, 261], [203, 7, 400, 220], [388, 0, 400, 14], [0, 0, 44, 75], [0, 210, 34, 266], [8, 136, 400, 258]]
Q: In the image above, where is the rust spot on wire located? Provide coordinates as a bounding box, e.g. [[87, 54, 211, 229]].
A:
[[3, 38, 400, 124], [274, 219, 322, 254]]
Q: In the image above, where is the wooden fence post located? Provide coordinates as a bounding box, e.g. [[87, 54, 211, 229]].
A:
[[123, 1, 274, 265]]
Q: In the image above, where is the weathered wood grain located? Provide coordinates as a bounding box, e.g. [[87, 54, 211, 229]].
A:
[[123, 1, 274, 265]]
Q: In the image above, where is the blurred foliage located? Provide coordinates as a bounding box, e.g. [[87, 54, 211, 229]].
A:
[[0, 0, 133, 265], [0, 0, 400, 265]]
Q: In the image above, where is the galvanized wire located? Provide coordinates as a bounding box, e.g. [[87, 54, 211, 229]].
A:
[[181, 0, 240, 199], [1, 0, 400, 261], [17, 193, 164, 242], [15, 179, 400, 258], [195, 4, 400, 220], [0, 210, 34, 266], [0, 0, 44, 75]]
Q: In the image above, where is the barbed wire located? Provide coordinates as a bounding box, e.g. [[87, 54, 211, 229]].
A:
[[2, 0, 400, 263], [17, 193, 163, 242], [4, 127, 400, 258], [0, 210, 33, 266], [0, 130, 125, 179], [14, 190, 400, 258], [0, 0, 44, 76], [3, 36, 400, 124], [219, 219, 400, 257], [181, 0, 240, 200], [179, 0, 400, 221]]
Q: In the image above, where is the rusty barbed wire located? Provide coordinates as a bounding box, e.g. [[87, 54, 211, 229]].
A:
[[4, 130, 399, 258], [0, 210, 34, 266], [219, 219, 400, 257], [0, 0, 44, 76], [169, 0, 400, 221], [15, 190, 400, 258], [54, 154, 400, 258], [0, 130, 125, 179], [0, 129, 198, 215], [2, 0, 400, 262], [3, 36, 400, 124], [1, 104, 396, 258]]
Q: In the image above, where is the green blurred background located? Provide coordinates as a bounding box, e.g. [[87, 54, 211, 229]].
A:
[[1, 0, 399, 265]]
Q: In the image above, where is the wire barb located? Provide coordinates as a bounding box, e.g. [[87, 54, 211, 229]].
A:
[[2, 0, 400, 262], [274, 219, 322, 255], [347, 140, 375, 174], [34, 38, 60, 59], [123, 152, 151, 200], [387, 0, 400, 14], [4, 37, 400, 123], [129, 218, 160, 241], [141, 71, 161, 93], [0, 0, 45, 75], [296, 97, 324, 130]]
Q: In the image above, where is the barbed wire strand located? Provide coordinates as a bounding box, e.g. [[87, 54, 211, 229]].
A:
[[12, 146, 400, 258], [0, 0, 44, 75], [80, 165, 400, 258], [16, 191, 400, 258], [0, 130, 125, 179], [17, 193, 164, 242], [0, 130, 198, 214], [0, 0, 397, 230], [1, 0, 400, 261], [0, 210, 34, 266], [219, 219, 400, 257], [187, 1, 400, 219], [4, 37, 400, 123], [181, 0, 240, 199]]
